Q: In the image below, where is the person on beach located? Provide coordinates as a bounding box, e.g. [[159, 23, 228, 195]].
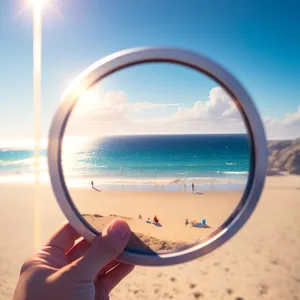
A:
[[185, 218, 189, 226], [153, 215, 159, 223], [192, 182, 195, 194], [13, 219, 134, 300], [91, 180, 94, 188]]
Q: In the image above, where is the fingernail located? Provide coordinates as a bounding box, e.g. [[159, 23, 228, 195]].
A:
[[108, 219, 130, 239], [62, 220, 69, 226]]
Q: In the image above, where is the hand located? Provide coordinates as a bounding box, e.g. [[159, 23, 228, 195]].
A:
[[13, 219, 134, 300]]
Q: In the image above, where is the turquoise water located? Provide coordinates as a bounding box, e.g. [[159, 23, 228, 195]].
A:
[[0, 134, 250, 190], [0, 149, 47, 175]]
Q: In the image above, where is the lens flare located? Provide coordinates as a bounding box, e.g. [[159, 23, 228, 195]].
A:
[[29, 0, 48, 9]]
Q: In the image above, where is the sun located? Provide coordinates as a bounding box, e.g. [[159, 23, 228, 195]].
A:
[[28, 0, 48, 9]]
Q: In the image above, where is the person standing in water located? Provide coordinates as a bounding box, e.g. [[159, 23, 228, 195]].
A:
[[192, 182, 195, 194]]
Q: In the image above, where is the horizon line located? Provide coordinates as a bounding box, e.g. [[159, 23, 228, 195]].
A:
[[0, 133, 298, 150]]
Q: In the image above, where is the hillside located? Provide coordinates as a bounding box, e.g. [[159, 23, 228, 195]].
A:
[[267, 137, 300, 175]]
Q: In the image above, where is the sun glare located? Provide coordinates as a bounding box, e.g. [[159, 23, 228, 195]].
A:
[[60, 81, 101, 117], [29, 0, 48, 9], [62, 136, 91, 153]]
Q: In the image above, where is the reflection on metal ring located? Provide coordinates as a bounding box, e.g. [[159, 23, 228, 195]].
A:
[[48, 47, 268, 266]]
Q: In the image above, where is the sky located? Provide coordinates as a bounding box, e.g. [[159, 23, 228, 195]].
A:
[[66, 64, 246, 136], [0, 0, 299, 143]]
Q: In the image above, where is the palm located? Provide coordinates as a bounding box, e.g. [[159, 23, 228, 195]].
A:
[[14, 221, 133, 300], [33, 243, 118, 300]]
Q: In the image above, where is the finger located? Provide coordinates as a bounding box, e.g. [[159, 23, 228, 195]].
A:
[[96, 260, 119, 280], [66, 238, 91, 263], [42, 222, 81, 256], [72, 218, 131, 279], [66, 240, 119, 276], [96, 263, 135, 294]]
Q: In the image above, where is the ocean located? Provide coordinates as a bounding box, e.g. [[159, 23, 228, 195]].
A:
[[0, 134, 250, 191]]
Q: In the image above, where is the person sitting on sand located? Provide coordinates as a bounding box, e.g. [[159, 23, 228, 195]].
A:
[[153, 215, 159, 223], [146, 218, 151, 223], [138, 214, 142, 219]]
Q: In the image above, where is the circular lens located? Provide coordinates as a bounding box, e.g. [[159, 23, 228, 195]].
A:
[[61, 62, 251, 255]]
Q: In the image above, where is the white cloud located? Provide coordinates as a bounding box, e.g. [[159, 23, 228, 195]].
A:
[[173, 87, 240, 122], [66, 87, 248, 136], [102, 91, 127, 108], [91, 91, 128, 121], [132, 102, 181, 111], [284, 106, 300, 125], [263, 107, 300, 140], [66, 87, 300, 140], [72, 90, 181, 122]]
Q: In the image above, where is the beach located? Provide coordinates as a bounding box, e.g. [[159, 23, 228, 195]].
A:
[[0, 175, 299, 299], [70, 188, 242, 252]]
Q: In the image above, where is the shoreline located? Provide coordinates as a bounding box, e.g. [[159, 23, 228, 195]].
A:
[[0, 172, 248, 192]]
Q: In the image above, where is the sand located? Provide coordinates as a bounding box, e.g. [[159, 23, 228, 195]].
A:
[[0, 176, 300, 299], [70, 188, 242, 252]]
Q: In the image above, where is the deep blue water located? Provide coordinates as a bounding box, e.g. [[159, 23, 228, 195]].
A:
[[0, 134, 250, 187], [62, 134, 250, 182]]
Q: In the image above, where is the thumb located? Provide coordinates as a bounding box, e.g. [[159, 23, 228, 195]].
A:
[[72, 218, 131, 279]]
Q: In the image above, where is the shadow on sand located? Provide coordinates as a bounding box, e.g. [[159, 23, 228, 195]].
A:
[[192, 223, 211, 229], [126, 232, 158, 255], [92, 186, 102, 192]]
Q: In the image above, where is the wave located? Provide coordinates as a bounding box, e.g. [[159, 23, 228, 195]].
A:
[[226, 162, 237, 165], [0, 158, 33, 166], [222, 171, 249, 175], [0, 157, 47, 167]]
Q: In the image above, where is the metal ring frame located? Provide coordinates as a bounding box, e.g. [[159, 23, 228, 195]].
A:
[[48, 47, 268, 266]]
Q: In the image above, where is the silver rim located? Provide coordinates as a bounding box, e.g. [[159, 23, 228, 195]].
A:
[[48, 47, 268, 266]]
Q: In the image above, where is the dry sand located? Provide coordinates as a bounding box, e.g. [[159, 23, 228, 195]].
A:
[[70, 189, 242, 252], [0, 176, 299, 299]]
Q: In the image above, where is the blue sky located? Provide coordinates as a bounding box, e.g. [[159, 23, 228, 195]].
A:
[[0, 0, 299, 141]]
